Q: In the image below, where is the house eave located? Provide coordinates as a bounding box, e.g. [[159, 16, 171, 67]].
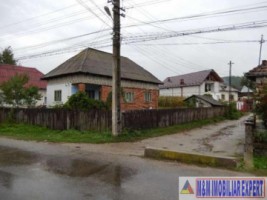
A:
[[43, 72, 162, 85]]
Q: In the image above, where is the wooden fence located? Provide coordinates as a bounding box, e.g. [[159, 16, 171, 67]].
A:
[[0, 107, 226, 132]]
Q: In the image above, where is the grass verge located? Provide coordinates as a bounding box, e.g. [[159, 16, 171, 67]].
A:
[[0, 117, 225, 143]]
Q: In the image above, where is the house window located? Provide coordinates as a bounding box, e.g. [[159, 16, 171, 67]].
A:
[[144, 92, 152, 102], [125, 92, 134, 103], [221, 94, 225, 100], [54, 90, 62, 102], [205, 83, 213, 92], [230, 94, 234, 101], [87, 90, 95, 99]]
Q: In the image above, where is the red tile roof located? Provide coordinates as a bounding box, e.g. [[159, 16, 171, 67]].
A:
[[0, 64, 47, 89]]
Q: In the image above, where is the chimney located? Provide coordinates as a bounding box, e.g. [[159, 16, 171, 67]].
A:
[[262, 60, 267, 66]]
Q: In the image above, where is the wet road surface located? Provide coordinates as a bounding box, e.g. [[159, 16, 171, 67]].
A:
[[62, 116, 248, 159], [0, 138, 251, 200]]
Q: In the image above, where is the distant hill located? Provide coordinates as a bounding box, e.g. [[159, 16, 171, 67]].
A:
[[222, 76, 242, 90]]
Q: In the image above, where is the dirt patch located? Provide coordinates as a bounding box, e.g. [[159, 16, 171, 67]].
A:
[[193, 125, 237, 153]]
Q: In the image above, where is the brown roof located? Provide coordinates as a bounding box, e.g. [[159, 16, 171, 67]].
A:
[[245, 60, 267, 80], [0, 64, 47, 89], [160, 69, 223, 89], [43, 48, 161, 84]]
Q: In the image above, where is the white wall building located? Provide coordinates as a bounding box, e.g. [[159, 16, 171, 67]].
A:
[[160, 69, 223, 100], [219, 84, 239, 102]]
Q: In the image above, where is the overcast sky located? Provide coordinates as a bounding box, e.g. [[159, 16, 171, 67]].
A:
[[0, 0, 266, 80]]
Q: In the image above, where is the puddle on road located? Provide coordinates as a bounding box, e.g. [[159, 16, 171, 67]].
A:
[[43, 156, 136, 186], [0, 145, 137, 187], [0, 146, 38, 166], [43, 157, 110, 177], [0, 170, 13, 189]]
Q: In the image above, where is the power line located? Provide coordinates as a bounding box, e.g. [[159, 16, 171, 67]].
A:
[[16, 19, 267, 60], [131, 40, 259, 46], [76, 0, 112, 28], [124, 5, 267, 29]]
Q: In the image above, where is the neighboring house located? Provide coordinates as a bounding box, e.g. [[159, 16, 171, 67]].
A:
[[184, 95, 223, 108], [0, 64, 47, 106], [43, 48, 161, 110], [245, 60, 267, 92], [219, 84, 239, 102], [239, 85, 254, 99], [160, 69, 223, 100]]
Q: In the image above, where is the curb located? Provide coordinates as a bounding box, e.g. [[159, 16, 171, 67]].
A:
[[144, 147, 239, 169]]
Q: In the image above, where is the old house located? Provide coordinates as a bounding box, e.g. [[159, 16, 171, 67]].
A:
[[219, 84, 239, 102], [160, 69, 223, 100], [43, 48, 161, 110], [245, 60, 267, 92], [184, 95, 223, 108], [0, 64, 47, 106]]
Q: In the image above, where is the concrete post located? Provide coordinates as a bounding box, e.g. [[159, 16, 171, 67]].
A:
[[244, 121, 255, 169]]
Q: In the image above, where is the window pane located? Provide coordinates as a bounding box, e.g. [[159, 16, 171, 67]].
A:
[[54, 90, 62, 102], [125, 92, 134, 102]]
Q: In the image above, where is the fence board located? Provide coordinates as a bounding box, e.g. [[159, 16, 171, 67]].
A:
[[0, 107, 226, 132]]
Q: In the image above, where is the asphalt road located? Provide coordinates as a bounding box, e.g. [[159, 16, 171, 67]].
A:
[[0, 138, 251, 200]]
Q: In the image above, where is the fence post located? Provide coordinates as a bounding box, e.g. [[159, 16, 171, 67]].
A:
[[66, 111, 70, 130], [244, 119, 255, 169]]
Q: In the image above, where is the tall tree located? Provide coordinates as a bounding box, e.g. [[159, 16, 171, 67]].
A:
[[241, 76, 255, 90], [0, 46, 17, 65]]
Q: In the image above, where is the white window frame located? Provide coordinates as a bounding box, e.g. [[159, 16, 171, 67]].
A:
[[144, 92, 152, 102], [125, 92, 134, 103]]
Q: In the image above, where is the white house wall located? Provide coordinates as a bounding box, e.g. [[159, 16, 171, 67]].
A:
[[160, 81, 221, 100], [220, 91, 239, 102], [47, 81, 72, 106], [36, 89, 46, 106], [160, 85, 201, 97], [46, 75, 159, 107]]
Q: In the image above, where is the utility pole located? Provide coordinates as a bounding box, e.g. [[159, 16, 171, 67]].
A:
[[258, 35, 265, 65], [107, 0, 125, 136], [228, 61, 234, 104]]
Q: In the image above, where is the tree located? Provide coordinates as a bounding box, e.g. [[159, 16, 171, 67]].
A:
[[241, 76, 255, 90], [0, 74, 41, 107], [0, 46, 17, 65], [24, 86, 42, 107]]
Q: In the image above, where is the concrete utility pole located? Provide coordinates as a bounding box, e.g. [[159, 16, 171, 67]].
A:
[[258, 35, 265, 65], [228, 61, 234, 104], [109, 0, 125, 136]]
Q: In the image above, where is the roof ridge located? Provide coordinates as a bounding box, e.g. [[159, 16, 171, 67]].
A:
[[167, 69, 212, 79], [0, 64, 37, 70], [79, 48, 89, 71]]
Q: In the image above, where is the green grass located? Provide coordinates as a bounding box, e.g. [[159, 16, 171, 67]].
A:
[[254, 156, 267, 169], [0, 117, 225, 143]]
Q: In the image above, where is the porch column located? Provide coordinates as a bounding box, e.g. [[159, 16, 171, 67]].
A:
[[78, 83, 86, 92]]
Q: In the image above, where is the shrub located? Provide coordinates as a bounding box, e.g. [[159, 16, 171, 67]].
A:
[[159, 96, 185, 108], [255, 84, 267, 127], [224, 102, 242, 120], [64, 92, 108, 110]]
